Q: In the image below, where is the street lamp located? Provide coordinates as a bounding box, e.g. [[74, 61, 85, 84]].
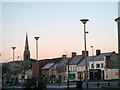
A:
[[91, 46, 94, 80], [34, 36, 39, 87], [91, 46, 94, 56], [12, 47, 16, 62], [67, 58, 70, 89], [115, 17, 120, 86], [11, 46, 16, 89], [0, 54, 1, 62], [80, 19, 89, 88]]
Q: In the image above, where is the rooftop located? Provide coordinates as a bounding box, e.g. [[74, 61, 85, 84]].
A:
[[41, 63, 55, 69], [77, 56, 95, 66], [69, 55, 83, 65]]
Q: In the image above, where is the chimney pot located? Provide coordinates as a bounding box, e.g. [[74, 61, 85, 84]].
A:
[[96, 49, 101, 56], [82, 51, 89, 59], [72, 52, 77, 58], [62, 55, 66, 59]]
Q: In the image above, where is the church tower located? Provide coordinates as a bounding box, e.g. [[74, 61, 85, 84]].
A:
[[23, 33, 30, 61]]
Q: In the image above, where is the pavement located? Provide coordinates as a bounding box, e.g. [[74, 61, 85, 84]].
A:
[[2, 87, 120, 90], [2, 86, 120, 90], [2, 81, 120, 90], [46, 86, 120, 90], [46, 81, 119, 88]]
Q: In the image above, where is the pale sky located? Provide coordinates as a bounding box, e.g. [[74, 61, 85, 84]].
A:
[[1, 1, 119, 62]]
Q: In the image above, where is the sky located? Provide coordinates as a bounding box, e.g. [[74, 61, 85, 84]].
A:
[[1, 1, 119, 62]]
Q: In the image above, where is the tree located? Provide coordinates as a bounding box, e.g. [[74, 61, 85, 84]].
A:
[[2, 63, 11, 75]]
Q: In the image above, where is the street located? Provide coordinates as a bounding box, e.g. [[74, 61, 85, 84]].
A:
[[2, 87, 120, 90], [46, 80, 119, 88], [2, 81, 120, 90]]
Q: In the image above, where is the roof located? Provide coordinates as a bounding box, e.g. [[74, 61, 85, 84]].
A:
[[41, 63, 55, 69], [101, 52, 112, 56], [25, 69, 32, 75], [48, 58, 62, 63], [56, 58, 68, 67], [69, 55, 83, 65], [92, 52, 112, 61], [77, 52, 113, 67], [77, 56, 95, 66], [38, 57, 62, 64]]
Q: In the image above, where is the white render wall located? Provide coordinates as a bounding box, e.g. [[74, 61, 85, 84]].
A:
[[89, 58, 105, 70], [71, 56, 119, 81], [69, 65, 77, 81], [105, 69, 119, 80], [77, 66, 85, 71], [76, 66, 85, 81]]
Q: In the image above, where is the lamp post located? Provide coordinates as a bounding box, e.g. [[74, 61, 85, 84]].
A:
[[11, 47, 16, 89], [0, 54, 1, 62], [91, 46, 94, 56], [115, 17, 120, 86], [80, 19, 89, 88], [67, 58, 70, 89], [34, 36, 39, 87], [12, 47, 16, 62], [91, 46, 94, 80]]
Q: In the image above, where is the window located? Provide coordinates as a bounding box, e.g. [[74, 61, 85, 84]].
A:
[[73, 66, 76, 71], [70, 66, 72, 71], [106, 75, 108, 78], [101, 63, 104, 68], [96, 64, 100, 68], [91, 64, 94, 69]]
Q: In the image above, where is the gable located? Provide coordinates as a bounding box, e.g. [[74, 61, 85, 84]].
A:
[[106, 52, 118, 69]]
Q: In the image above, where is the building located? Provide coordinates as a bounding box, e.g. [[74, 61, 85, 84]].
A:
[[41, 63, 55, 83], [115, 17, 120, 85], [69, 52, 83, 81], [56, 55, 68, 83], [32, 57, 62, 80], [77, 50, 119, 81], [89, 50, 118, 80], [77, 56, 95, 81]]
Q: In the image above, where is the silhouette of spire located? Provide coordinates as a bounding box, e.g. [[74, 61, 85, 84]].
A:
[[23, 33, 30, 61], [25, 33, 29, 50]]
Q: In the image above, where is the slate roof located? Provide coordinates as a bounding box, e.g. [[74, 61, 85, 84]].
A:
[[41, 63, 54, 69], [77, 52, 113, 67], [56, 58, 68, 67], [90, 52, 112, 61], [69, 55, 83, 65], [46, 58, 62, 64], [77, 56, 95, 66], [25, 69, 32, 75]]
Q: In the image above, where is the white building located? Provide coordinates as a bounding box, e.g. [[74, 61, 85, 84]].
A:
[[68, 53, 83, 81], [77, 56, 95, 81], [89, 50, 118, 80], [77, 50, 119, 81]]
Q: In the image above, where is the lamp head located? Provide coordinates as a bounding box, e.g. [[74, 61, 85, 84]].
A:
[[34, 37, 39, 40], [115, 17, 120, 23], [91, 46, 93, 48], [80, 19, 89, 24], [12, 47, 16, 50]]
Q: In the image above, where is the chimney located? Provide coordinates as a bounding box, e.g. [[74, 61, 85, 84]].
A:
[[96, 49, 101, 56], [82, 51, 89, 59], [72, 52, 77, 58], [62, 54, 66, 59]]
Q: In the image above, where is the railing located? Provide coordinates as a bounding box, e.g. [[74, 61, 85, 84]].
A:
[[82, 81, 119, 88]]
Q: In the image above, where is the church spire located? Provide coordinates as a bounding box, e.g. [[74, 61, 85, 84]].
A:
[[25, 33, 29, 50], [23, 33, 30, 61]]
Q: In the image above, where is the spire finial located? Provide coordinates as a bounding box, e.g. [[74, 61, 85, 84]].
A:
[[25, 33, 29, 50]]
